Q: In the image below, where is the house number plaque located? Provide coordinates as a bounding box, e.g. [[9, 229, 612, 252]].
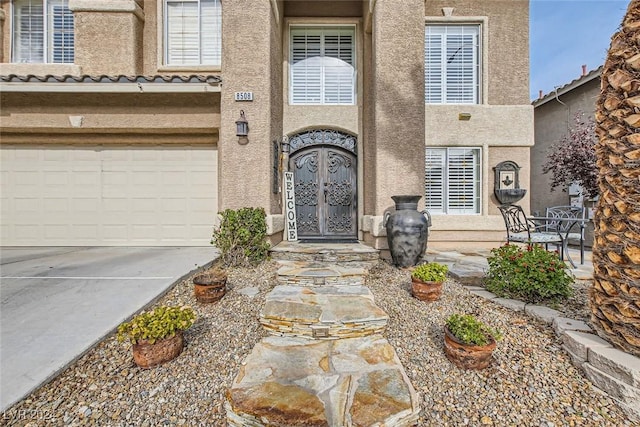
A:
[[284, 172, 298, 241], [234, 92, 253, 101]]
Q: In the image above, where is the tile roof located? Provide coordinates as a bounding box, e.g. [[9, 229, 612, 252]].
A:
[[532, 66, 602, 107], [0, 74, 221, 84]]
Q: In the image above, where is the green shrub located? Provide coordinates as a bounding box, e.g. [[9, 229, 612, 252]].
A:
[[117, 306, 196, 345], [211, 207, 270, 267], [446, 314, 502, 346], [411, 262, 448, 282], [484, 243, 573, 303]]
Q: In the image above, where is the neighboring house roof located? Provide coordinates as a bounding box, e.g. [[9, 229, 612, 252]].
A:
[[532, 66, 602, 108], [0, 74, 222, 93]]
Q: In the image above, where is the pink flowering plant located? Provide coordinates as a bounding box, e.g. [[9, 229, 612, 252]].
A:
[[484, 243, 573, 303], [542, 111, 598, 199]]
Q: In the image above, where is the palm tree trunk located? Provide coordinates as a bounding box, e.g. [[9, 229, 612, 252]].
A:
[[591, 0, 640, 357]]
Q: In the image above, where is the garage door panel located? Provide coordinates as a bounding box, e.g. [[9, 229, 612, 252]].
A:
[[162, 171, 188, 186], [71, 198, 100, 213], [74, 225, 99, 239], [102, 198, 128, 212], [44, 224, 68, 240], [13, 171, 42, 189], [43, 198, 69, 210], [103, 225, 128, 240], [71, 171, 101, 187], [131, 199, 158, 212], [1, 145, 218, 246], [13, 149, 39, 161], [132, 225, 159, 239], [14, 198, 40, 213]]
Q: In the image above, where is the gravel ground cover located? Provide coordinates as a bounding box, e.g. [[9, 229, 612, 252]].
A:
[[1, 261, 632, 426]]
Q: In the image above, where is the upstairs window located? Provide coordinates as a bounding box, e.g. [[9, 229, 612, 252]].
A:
[[425, 25, 480, 104], [165, 0, 222, 66], [425, 147, 481, 214], [12, 0, 74, 63], [290, 26, 355, 105]]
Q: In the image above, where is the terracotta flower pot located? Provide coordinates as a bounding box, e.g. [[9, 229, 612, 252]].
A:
[[443, 326, 496, 370], [411, 277, 443, 301], [193, 271, 227, 303], [132, 331, 184, 369]]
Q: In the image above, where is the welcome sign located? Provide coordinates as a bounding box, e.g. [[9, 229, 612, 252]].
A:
[[284, 172, 298, 241]]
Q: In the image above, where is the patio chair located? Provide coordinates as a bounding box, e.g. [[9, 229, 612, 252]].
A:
[[545, 206, 586, 265], [497, 204, 564, 254]]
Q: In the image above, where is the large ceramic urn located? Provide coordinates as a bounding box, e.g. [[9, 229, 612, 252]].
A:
[[384, 195, 431, 267]]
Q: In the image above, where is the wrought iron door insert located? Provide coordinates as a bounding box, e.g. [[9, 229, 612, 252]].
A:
[[288, 130, 357, 240]]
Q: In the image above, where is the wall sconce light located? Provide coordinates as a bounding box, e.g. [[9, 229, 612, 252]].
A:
[[458, 112, 471, 121], [236, 110, 249, 144]]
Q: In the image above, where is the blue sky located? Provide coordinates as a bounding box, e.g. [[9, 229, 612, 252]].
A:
[[530, 0, 628, 100]]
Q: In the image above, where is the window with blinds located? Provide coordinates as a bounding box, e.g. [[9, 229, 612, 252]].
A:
[[425, 25, 479, 104], [12, 0, 74, 63], [425, 147, 480, 214], [290, 26, 355, 105], [165, 0, 221, 66]]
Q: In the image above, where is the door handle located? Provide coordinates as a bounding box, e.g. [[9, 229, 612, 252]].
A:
[[324, 182, 328, 203]]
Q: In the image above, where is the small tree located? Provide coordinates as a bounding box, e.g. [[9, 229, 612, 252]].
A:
[[542, 111, 599, 199]]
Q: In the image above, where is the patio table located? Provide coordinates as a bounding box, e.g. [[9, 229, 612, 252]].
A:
[[528, 216, 589, 268]]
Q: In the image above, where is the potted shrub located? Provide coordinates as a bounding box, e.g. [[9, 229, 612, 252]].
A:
[[443, 314, 502, 370], [410, 262, 448, 301], [117, 306, 196, 368], [193, 266, 227, 303]]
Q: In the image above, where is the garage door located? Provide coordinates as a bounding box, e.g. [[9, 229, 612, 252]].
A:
[[0, 145, 218, 246]]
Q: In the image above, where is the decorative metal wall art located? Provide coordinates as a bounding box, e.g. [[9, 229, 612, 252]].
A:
[[288, 129, 357, 155]]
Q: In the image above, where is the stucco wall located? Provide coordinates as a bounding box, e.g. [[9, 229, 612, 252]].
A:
[[0, 6, 5, 63], [370, 0, 426, 213], [0, 92, 220, 144], [425, 105, 534, 146], [424, 0, 530, 105], [362, 1, 375, 217], [531, 79, 600, 216], [269, 1, 284, 214], [218, 0, 279, 212], [69, 0, 143, 75]]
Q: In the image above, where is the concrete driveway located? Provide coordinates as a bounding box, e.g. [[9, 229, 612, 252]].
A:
[[0, 247, 218, 412]]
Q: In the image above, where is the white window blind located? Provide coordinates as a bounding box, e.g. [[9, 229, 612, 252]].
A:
[[425, 149, 445, 214], [165, 0, 221, 66], [290, 27, 355, 105], [425, 147, 480, 214], [425, 25, 479, 104], [49, 0, 74, 63], [13, 0, 73, 63]]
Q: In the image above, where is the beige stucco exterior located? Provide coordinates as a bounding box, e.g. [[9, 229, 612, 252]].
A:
[[69, 0, 144, 75], [0, 0, 533, 250]]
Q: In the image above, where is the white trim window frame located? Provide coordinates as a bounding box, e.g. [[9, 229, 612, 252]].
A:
[[164, 0, 222, 66], [12, 0, 74, 63], [425, 24, 480, 104], [425, 147, 481, 215], [290, 25, 356, 105]]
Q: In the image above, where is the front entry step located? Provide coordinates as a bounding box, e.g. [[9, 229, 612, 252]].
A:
[[270, 241, 379, 266], [277, 261, 368, 286], [225, 335, 420, 427], [260, 285, 388, 339]]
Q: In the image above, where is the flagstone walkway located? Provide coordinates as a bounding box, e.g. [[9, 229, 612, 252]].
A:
[[225, 242, 420, 427]]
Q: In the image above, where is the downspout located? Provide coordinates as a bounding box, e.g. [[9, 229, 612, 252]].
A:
[[554, 87, 570, 134]]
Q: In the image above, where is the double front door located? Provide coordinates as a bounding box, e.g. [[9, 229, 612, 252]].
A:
[[289, 146, 357, 240]]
